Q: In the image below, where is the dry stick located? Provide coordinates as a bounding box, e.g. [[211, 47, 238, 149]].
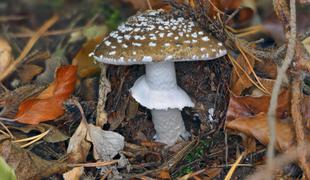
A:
[[11, 27, 83, 38], [292, 44, 310, 178], [0, 15, 59, 81], [224, 153, 245, 180], [96, 63, 111, 127], [266, 0, 296, 178], [68, 159, 118, 167], [146, 0, 153, 10]]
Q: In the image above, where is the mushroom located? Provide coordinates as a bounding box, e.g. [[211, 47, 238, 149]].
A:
[[90, 9, 227, 146]]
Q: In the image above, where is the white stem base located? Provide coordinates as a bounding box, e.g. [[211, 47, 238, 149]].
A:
[[151, 108, 190, 146]]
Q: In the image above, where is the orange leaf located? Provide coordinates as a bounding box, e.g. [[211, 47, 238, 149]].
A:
[[16, 65, 77, 124], [227, 90, 289, 121], [226, 113, 295, 152]]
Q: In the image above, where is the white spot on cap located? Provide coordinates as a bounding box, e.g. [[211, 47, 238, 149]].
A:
[[109, 51, 116, 55], [134, 28, 141, 32], [201, 48, 206, 51], [191, 32, 198, 38], [167, 32, 173, 37], [178, 32, 184, 37], [198, 31, 204, 35], [142, 56, 153, 62], [149, 42, 156, 47], [218, 42, 223, 46], [165, 55, 173, 60], [174, 36, 179, 40], [122, 44, 128, 48], [164, 43, 170, 47], [184, 40, 191, 44], [133, 51, 137, 55], [104, 41, 111, 46], [111, 46, 116, 49], [211, 49, 216, 52], [202, 36, 209, 41], [124, 35, 131, 40], [132, 42, 142, 47], [88, 52, 94, 57], [159, 33, 165, 38]]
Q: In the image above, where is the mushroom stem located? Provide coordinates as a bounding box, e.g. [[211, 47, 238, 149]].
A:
[[131, 62, 192, 145], [151, 109, 189, 146], [145, 61, 177, 90]]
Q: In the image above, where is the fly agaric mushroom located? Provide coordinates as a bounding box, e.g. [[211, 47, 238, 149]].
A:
[[90, 9, 227, 146]]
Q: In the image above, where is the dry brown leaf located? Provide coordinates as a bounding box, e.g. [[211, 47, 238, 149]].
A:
[[72, 36, 103, 78], [15, 65, 77, 124], [67, 119, 91, 163], [122, 0, 168, 10], [0, 140, 68, 179], [17, 64, 43, 83], [87, 124, 124, 161], [158, 169, 172, 180], [302, 36, 310, 54], [9, 123, 68, 143], [226, 112, 294, 152], [227, 90, 289, 121], [230, 54, 255, 95], [0, 37, 13, 73], [63, 167, 84, 180]]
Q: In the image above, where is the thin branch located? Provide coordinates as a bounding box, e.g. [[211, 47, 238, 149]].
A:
[[266, 0, 296, 178]]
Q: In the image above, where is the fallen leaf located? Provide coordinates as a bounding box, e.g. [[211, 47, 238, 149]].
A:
[[227, 90, 289, 121], [226, 113, 295, 152], [0, 84, 45, 118], [15, 65, 77, 124], [17, 64, 43, 83], [72, 36, 103, 78], [230, 53, 255, 95], [158, 169, 172, 180], [0, 37, 13, 74], [10, 123, 69, 143], [0, 140, 68, 179], [63, 167, 84, 180], [87, 124, 124, 161], [35, 48, 68, 84], [122, 0, 168, 10], [302, 36, 310, 55], [67, 119, 91, 163], [0, 156, 16, 180]]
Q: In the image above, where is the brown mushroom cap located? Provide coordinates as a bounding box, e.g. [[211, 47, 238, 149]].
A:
[[90, 9, 226, 65]]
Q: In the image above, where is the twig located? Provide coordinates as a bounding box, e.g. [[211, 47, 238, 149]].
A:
[[0, 15, 28, 22], [146, 0, 153, 10], [291, 43, 310, 178], [12, 129, 51, 148], [0, 14, 59, 81], [266, 0, 296, 178], [10, 27, 83, 38], [224, 153, 245, 180], [0, 121, 14, 139], [68, 160, 118, 167]]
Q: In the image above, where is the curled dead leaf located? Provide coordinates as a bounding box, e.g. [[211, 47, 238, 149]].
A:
[[67, 119, 91, 163], [226, 112, 295, 152], [227, 90, 289, 121], [16, 65, 77, 124], [0, 37, 13, 73]]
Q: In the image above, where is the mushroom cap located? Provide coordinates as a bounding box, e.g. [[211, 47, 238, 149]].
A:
[[90, 9, 227, 65]]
